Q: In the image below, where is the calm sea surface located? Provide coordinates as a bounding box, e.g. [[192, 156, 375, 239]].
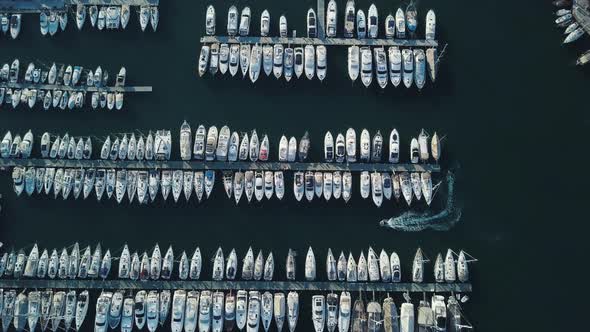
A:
[[1, 0, 587, 331]]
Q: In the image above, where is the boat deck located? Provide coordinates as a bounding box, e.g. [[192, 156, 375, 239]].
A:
[[0, 82, 152, 93], [573, 0, 590, 36], [0, 0, 158, 14], [0, 279, 471, 292], [0, 158, 440, 173]]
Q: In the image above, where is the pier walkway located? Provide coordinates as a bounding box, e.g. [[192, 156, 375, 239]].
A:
[[0, 159, 441, 173], [200, 36, 438, 48], [0, 0, 158, 14], [0, 82, 152, 93], [0, 279, 471, 293], [573, 0, 590, 36]]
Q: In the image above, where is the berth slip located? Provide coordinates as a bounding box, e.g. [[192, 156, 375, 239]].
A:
[[198, 0, 442, 89]]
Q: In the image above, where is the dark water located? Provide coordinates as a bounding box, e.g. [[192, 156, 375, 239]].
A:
[[1, 0, 587, 330]]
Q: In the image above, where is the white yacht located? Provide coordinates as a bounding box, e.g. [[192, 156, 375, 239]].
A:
[[402, 49, 413, 88], [324, 131, 334, 162], [236, 290, 248, 330], [227, 6, 238, 36], [371, 172, 383, 207], [305, 247, 316, 281], [240, 44, 251, 78], [414, 49, 426, 90], [280, 15, 288, 37], [229, 44, 240, 76], [75, 5, 86, 30], [273, 44, 284, 79], [249, 44, 262, 83], [205, 5, 215, 35], [260, 10, 270, 36], [261, 292, 273, 331], [239, 7, 251, 36], [307, 8, 317, 37], [357, 9, 366, 38], [304, 45, 315, 80], [323, 172, 333, 201], [219, 43, 230, 74], [385, 14, 395, 38], [421, 172, 433, 205], [348, 46, 360, 81], [388, 47, 402, 87], [344, 1, 355, 37], [284, 47, 294, 81], [339, 292, 351, 332], [312, 295, 325, 332], [210, 43, 220, 75], [410, 137, 420, 163], [426, 10, 436, 40], [216, 125, 230, 161], [287, 292, 299, 332], [180, 121, 192, 161], [395, 8, 406, 38], [360, 47, 372, 87], [333, 171, 342, 200], [368, 4, 378, 38], [342, 172, 352, 203], [294, 47, 304, 78], [316, 45, 327, 81], [326, 0, 337, 37], [374, 48, 388, 88], [335, 134, 345, 162], [263, 44, 273, 76]]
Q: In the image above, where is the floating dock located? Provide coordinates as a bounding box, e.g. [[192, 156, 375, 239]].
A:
[[0, 279, 471, 293], [0, 0, 159, 14], [573, 0, 590, 36], [0, 82, 152, 93], [0, 158, 441, 173]]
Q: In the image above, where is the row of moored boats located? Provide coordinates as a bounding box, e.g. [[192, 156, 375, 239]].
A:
[[553, 0, 590, 65], [0, 59, 128, 110], [0, 288, 471, 332], [62, 4, 159, 33], [11, 166, 435, 207], [0, 13, 21, 39], [204, 2, 434, 40], [1, 244, 470, 283]]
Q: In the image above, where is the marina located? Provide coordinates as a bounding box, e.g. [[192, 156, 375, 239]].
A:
[[554, 0, 590, 65], [198, 0, 442, 88]]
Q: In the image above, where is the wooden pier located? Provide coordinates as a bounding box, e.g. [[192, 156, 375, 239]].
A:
[[0, 279, 471, 293], [0, 158, 441, 173], [0, 82, 152, 93], [199, 0, 438, 48], [573, 0, 590, 36], [0, 0, 159, 14]]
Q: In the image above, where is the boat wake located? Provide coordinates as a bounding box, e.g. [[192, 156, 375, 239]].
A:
[[379, 170, 461, 231]]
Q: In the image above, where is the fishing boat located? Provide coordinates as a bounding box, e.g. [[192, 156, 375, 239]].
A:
[[305, 45, 315, 80], [368, 4, 378, 38], [249, 44, 262, 83], [287, 292, 299, 332], [239, 7, 251, 36], [260, 10, 270, 36], [273, 44, 284, 78], [227, 5, 238, 35], [317, 45, 327, 81], [312, 295, 325, 332], [357, 9, 366, 38], [361, 47, 372, 87], [294, 47, 304, 78], [305, 247, 316, 281], [307, 8, 317, 37], [206, 5, 216, 35]]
